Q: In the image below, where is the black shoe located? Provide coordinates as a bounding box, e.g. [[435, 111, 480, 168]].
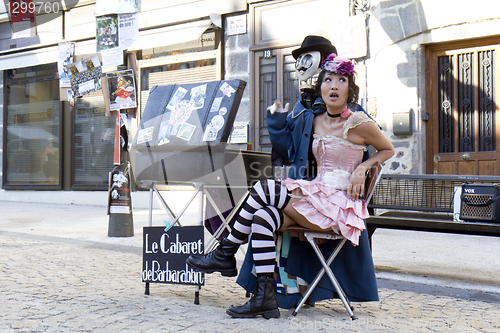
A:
[[226, 276, 280, 319], [186, 238, 239, 277]]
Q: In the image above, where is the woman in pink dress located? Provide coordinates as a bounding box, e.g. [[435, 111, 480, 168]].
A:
[[187, 53, 395, 319]]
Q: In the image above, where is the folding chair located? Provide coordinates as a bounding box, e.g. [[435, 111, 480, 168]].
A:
[[286, 226, 356, 320], [285, 162, 383, 320]]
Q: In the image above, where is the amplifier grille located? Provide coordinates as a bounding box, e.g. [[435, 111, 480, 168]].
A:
[[461, 194, 493, 219]]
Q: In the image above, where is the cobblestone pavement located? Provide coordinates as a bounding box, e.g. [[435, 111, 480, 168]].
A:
[[1, 202, 500, 332]]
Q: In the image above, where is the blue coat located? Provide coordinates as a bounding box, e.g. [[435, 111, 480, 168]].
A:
[[267, 98, 325, 179], [236, 98, 379, 307]]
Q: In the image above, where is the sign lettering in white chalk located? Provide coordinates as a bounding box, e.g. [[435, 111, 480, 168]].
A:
[[142, 226, 204, 285]]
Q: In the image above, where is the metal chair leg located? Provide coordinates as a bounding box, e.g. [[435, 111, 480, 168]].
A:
[[292, 232, 356, 320], [306, 236, 356, 320]]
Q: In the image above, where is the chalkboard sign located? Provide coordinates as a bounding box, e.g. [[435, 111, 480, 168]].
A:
[[142, 226, 205, 286]]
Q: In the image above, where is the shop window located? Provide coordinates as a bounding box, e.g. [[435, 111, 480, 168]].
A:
[[139, 51, 219, 117], [3, 64, 61, 188], [72, 94, 116, 189]]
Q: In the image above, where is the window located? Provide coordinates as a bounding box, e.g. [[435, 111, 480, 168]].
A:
[[139, 49, 220, 117], [3, 64, 61, 188], [72, 94, 116, 189]]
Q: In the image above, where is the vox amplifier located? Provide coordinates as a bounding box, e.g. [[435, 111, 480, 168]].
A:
[[460, 184, 500, 223]]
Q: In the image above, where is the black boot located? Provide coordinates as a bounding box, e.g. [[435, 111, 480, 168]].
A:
[[226, 276, 280, 319], [186, 238, 239, 277]]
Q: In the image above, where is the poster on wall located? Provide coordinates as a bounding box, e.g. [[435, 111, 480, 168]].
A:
[[9, 0, 36, 38], [229, 122, 249, 144], [118, 13, 138, 50], [96, 13, 138, 67], [95, 0, 139, 16], [108, 163, 132, 214], [58, 43, 75, 87], [106, 69, 137, 110], [96, 15, 119, 52], [333, 13, 367, 59], [66, 55, 103, 99], [9, 0, 35, 23]]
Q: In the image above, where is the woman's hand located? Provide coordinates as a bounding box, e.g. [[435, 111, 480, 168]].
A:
[[347, 165, 367, 201]]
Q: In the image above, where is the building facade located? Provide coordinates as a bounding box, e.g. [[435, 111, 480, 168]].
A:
[[0, 0, 499, 204]]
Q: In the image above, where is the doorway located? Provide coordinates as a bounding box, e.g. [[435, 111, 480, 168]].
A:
[[253, 47, 299, 152], [426, 39, 500, 175]]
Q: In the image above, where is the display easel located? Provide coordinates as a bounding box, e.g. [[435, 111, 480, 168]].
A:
[[131, 80, 269, 304]]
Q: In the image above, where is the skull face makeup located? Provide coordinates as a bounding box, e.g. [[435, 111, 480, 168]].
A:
[[295, 51, 321, 82]]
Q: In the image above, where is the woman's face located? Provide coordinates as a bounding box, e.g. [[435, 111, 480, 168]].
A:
[[320, 72, 349, 109]]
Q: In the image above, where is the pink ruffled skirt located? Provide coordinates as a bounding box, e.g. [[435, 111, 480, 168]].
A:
[[282, 178, 368, 246]]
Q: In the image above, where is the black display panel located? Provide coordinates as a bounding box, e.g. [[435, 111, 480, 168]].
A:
[[130, 80, 270, 187]]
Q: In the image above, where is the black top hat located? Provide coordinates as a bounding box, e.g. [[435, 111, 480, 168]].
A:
[[292, 35, 337, 60]]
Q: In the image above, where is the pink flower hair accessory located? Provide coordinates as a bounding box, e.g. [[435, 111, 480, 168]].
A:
[[321, 53, 355, 75]]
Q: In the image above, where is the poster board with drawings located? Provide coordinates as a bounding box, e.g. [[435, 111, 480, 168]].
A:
[[133, 79, 246, 149]]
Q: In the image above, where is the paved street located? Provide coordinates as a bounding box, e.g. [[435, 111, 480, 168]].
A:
[[1, 201, 500, 332]]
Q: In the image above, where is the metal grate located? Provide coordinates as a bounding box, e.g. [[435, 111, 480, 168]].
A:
[[369, 175, 500, 213], [438, 55, 454, 153], [461, 194, 494, 219], [478, 49, 495, 152]]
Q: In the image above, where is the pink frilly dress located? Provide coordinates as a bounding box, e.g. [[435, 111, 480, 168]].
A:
[[282, 112, 373, 246]]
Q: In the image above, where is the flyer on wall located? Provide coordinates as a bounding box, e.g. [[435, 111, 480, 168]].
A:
[[118, 13, 138, 50], [96, 13, 138, 67], [66, 55, 103, 99], [106, 69, 137, 110], [9, 0, 36, 39], [96, 15, 119, 53], [58, 43, 75, 87], [108, 163, 132, 214]]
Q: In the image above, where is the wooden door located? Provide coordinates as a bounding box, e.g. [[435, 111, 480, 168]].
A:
[[427, 41, 500, 175]]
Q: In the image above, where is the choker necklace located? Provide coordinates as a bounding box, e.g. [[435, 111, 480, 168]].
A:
[[326, 112, 341, 118], [326, 108, 350, 119]]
